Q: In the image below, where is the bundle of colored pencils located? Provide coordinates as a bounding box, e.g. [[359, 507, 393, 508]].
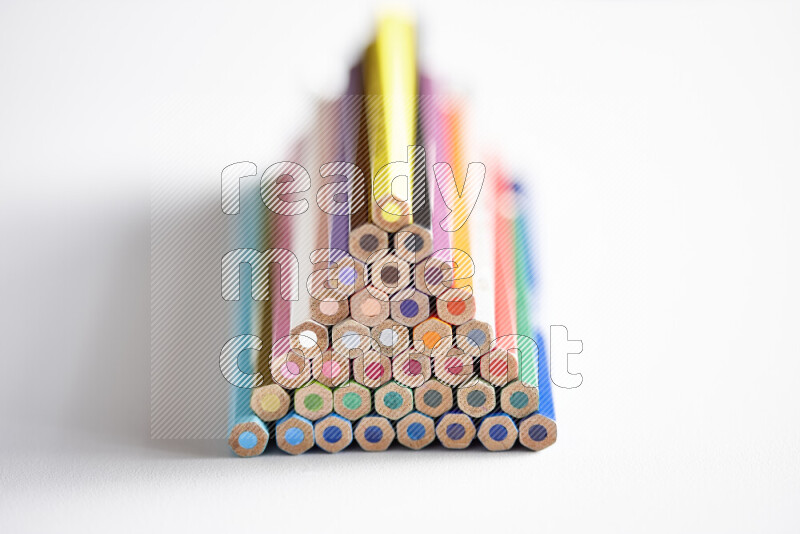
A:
[[227, 15, 556, 456]]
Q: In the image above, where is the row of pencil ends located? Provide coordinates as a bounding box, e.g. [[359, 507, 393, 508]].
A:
[[229, 379, 556, 456]]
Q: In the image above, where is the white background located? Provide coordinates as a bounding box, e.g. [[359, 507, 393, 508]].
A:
[[1, 0, 799, 532]]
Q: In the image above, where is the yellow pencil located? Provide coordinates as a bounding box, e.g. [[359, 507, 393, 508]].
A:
[[363, 15, 418, 232]]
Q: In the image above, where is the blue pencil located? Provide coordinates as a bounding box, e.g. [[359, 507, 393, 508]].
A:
[[314, 413, 353, 453], [435, 411, 477, 449], [477, 413, 518, 451], [353, 414, 395, 451], [513, 181, 557, 451], [395, 411, 436, 450]]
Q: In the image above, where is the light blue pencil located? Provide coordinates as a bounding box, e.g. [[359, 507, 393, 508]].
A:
[[227, 170, 270, 456]]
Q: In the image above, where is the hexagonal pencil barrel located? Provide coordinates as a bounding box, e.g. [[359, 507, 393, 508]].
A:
[[354, 415, 396, 451], [314, 414, 354, 453], [293, 380, 333, 421], [228, 416, 269, 458], [275, 412, 315, 455], [396, 412, 436, 450], [435, 411, 476, 449]]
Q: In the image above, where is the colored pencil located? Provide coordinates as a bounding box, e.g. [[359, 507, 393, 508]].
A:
[[454, 318, 493, 359], [321, 250, 368, 295], [331, 317, 372, 360], [348, 222, 389, 264], [332, 380, 372, 421], [275, 412, 315, 455], [433, 100, 474, 291], [413, 379, 453, 418], [314, 414, 354, 453], [228, 154, 279, 456], [373, 381, 414, 421], [228, 415, 269, 458], [499, 380, 539, 419], [326, 91, 357, 255], [412, 317, 452, 356], [512, 180, 542, 387], [309, 289, 351, 326], [250, 383, 291, 422], [389, 287, 430, 327], [362, 16, 417, 232], [370, 252, 412, 295], [350, 286, 391, 327], [455, 377, 496, 418], [435, 287, 476, 326], [393, 223, 433, 263], [433, 346, 476, 387], [454, 151, 494, 357], [493, 166, 518, 347], [518, 413, 557, 452], [435, 411, 476, 449], [391, 348, 431, 387], [414, 255, 455, 297], [396, 412, 436, 450], [477, 414, 518, 451], [293, 380, 334, 421], [352, 350, 392, 388], [270, 346, 312, 390], [354, 415, 396, 451], [479, 347, 520, 387], [311, 348, 350, 388], [513, 182, 557, 451], [413, 147, 459, 298], [370, 318, 411, 357], [290, 319, 329, 356]]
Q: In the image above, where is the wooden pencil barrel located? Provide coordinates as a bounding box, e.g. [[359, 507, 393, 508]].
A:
[[432, 347, 477, 387], [293, 380, 334, 421], [393, 223, 433, 264], [373, 381, 414, 421], [412, 317, 453, 358], [350, 286, 391, 327], [396, 412, 436, 450], [455, 378, 496, 418], [275, 412, 315, 455], [250, 384, 291, 422], [435, 412, 476, 449], [314, 414, 354, 453], [354, 415, 396, 451], [332, 318, 372, 360], [478, 414, 518, 451], [290, 319, 329, 354], [332, 380, 372, 421], [454, 319, 493, 359], [518, 414, 557, 451], [309, 291, 350, 326], [435, 288, 476, 326], [349, 223, 389, 264], [370, 253, 412, 295], [228, 416, 269, 457], [413, 379, 453, 418], [352, 350, 392, 388], [391, 348, 431, 387], [479, 347, 519, 387], [370, 318, 411, 357], [499, 380, 539, 419], [311, 349, 350, 388], [389, 288, 430, 327]]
